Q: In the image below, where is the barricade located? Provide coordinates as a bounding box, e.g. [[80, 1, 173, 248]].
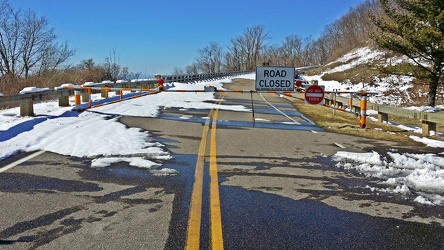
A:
[[2, 75, 442, 135]]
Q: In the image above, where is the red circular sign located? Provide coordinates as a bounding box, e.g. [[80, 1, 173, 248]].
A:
[[304, 85, 324, 105], [295, 80, 302, 87]]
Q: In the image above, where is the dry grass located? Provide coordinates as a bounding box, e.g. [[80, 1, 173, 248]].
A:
[[290, 98, 444, 146]]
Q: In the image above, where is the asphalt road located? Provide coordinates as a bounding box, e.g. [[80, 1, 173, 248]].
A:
[[1, 78, 443, 249]]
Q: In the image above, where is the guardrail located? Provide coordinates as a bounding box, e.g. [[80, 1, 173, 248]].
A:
[[323, 93, 444, 136], [2, 72, 441, 136], [0, 71, 251, 116]]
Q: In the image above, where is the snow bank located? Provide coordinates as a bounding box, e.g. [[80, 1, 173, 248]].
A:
[[332, 150, 444, 205]]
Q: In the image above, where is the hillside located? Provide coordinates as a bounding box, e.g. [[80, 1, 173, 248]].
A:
[[306, 46, 444, 109]]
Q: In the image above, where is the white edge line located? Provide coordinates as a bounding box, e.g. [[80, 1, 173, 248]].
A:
[[259, 93, 301, 125], [0, 150, 45, 173], [334, 143, 346, 149]]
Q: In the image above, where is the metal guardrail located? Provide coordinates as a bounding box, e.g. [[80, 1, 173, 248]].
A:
[[0, 88, 71, 108], [2, 71, 441, 136], [324, 94, 444, 135], [0, 71, 251, 115]]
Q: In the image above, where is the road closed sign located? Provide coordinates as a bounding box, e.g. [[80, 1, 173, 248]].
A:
[[255, 66, 295, 91], [304, 85, 325, 105]]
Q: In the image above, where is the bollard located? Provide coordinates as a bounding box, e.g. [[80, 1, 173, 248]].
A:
[[74, 90, 81, 111], [88, 88, 92, 109], [349, 93, 353, 111], [333, 91, 337, 107], [360, 92, 368, 128]]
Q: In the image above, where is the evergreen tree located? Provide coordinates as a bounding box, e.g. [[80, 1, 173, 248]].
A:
[[372, 0, 444, 106]]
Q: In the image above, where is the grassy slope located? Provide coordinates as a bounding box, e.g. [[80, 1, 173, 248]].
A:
[[287, 96, 444, 146]]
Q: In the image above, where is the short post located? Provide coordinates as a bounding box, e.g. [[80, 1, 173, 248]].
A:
[[349, 93, 353, 112], [20, 100, 34, 117], [74, 90, 81, 111], [87, 88, 92, 109], [58, 95, 70, 107], [421, 120, 437, 136], [101, 89, 107, 98], [333, 91, 337, 107], [360, 92, 368, 129], [331, 92, 336, 116], [81, 89, 90, 103], [378, 112, 388, 123]]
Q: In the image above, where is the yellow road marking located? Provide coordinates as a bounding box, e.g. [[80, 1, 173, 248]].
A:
[[185, 87, 236, 249], [185, 110, 213, 250], [210, 108, 224, 249]]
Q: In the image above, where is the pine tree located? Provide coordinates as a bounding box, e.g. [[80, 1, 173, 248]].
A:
[[372, 0, 444, 106]]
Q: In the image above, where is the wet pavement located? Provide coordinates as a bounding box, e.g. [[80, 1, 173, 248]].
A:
[[1, 78, 443, 249]]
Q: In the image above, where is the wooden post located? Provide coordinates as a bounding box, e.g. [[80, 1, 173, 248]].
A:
[[58, 95, 69, 107], [422, 120, 437, 136], [378, 112, 388, 123], [20, 100, 34, 117], [81, 90, 90, 103]]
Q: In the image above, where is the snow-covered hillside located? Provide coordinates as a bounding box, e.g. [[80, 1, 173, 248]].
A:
[[302, 47, 444, 205], [305, 47, 444, 110]]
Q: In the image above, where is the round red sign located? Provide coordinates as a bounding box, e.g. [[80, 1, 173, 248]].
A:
[[295, 80, 302, 87], [304, 85, 324, 105]]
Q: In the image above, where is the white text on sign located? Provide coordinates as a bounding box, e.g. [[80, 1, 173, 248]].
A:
[[255, 66, 295, 91], [304, 85, 325, 105]]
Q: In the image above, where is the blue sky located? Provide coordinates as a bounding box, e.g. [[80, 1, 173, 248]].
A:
[[9, 0, 366, 76]]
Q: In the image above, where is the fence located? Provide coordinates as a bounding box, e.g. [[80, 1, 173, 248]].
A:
[[1, 72, 442, 136], [322, 92, 444, 136], [0, 71, 251, 116]]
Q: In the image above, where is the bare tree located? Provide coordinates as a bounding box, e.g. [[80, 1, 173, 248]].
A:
[[303, 38, 329, 66], [225, 25, 270, 71], [243, 25, 270, 70], [185, 62, 199, 75], [261, 45, 283, 67], [104, 50, 121, 81], [171, 66, 185, 75], [196, 41, 223, 73], [225, 37, 245, 71], [38, 41, 75, 75], [0, 0, 74, 80], [0, 1, 21, 77], [280, 35, 303, 66]]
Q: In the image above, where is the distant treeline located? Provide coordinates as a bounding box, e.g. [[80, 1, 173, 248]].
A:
[[172, 0, 381, 75]]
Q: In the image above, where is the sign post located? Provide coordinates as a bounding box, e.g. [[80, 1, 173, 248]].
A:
[[304, 85, 325, 105], [255, 66, 295, 91]]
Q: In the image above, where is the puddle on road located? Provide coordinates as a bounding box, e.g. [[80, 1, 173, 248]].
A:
[[158, 113, 323, 132]]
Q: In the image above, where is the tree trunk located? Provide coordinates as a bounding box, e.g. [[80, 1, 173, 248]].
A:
[[426, 75, 439, 107]]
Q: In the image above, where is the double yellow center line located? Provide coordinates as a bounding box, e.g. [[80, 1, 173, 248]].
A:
[[186, 94, 227, 250]]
